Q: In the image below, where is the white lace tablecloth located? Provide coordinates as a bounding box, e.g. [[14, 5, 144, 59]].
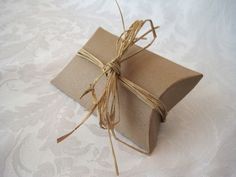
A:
[[1, 0, 236, 177]]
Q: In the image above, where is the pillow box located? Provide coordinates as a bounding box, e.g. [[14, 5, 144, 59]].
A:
[[51, 27, 203, 153]]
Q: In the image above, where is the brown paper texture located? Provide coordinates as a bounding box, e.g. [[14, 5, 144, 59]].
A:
[[51, 27, 203, 153]]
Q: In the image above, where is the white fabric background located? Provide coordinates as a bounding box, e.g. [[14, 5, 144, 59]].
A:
[[0, 0, 236, 177]]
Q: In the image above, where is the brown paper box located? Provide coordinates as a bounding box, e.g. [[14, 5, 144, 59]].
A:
[[51, 27, 203, 153]]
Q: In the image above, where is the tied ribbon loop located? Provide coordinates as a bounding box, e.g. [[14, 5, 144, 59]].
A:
[[57, 1, 167, 176]]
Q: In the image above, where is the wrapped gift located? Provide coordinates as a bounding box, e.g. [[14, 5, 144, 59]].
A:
[[51, 18, 202, 175]]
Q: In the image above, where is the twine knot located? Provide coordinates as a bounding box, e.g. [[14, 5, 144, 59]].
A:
[[103, 60, 121, 76]]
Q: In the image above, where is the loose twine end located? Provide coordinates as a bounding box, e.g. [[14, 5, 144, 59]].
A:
[[57, 131, 73, 143]]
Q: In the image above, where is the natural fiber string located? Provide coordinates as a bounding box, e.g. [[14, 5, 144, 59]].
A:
[[57, 0, 167, 175]]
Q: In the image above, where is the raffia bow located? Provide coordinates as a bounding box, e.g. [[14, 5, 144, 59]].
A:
[[57, 0, 167, 175]]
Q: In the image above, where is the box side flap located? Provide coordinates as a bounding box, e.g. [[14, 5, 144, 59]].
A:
[[160, 74, 203, 111]]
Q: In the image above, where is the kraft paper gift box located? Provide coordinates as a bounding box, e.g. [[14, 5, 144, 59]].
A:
[[51, 27, 203, 153]]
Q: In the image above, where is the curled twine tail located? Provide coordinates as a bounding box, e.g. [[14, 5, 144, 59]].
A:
[[57, 104, 97, 143]]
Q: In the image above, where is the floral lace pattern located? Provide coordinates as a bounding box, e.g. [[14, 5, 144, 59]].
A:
[[0, 0, 236, 176]]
